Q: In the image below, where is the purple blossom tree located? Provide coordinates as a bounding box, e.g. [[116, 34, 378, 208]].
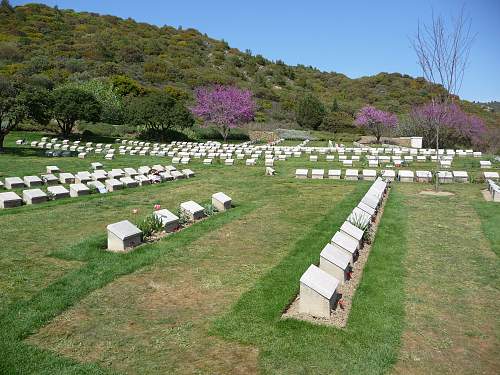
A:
[[191, 85, 255, 141], [409, 102, 486, 148], [354, 105, 398, 142]]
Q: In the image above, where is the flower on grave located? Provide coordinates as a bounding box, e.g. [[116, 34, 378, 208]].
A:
[[132, 208, 138, 214], [338, 299, 345, 309], [154, 204, 161, 211]]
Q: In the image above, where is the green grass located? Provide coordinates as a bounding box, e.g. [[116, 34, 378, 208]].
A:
[[211, 185, 408, 374], [1, 130, 498, 374]]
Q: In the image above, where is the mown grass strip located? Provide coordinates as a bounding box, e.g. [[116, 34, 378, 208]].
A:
[[212, 185, 408, 374], [0, 202, 258, 375], [473, 200, 500, 257]]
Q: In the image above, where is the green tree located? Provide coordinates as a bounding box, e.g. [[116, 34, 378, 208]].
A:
[[51, 87, 101, 137], [110, 75, 145, 97], [295, 93, 325, 129], [320, 111, 354, 133], [20, 87, 53, 126], [61, 79, 124, 124], [0, 77, 26, 151], [126, 92, 194, 141]]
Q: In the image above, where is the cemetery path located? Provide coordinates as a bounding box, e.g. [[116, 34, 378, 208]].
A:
[[392, 184, 499, 375]]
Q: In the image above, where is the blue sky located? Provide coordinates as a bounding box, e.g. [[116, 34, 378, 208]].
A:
[[12, 0, 500, 102]]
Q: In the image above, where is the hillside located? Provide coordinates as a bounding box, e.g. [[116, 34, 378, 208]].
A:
[[0, 2, 498, 130]]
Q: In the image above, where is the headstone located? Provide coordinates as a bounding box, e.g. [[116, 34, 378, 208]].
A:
[[138, 166, 151, 175], [340, 221, 364, 242], [344, 169, 359, 181], [299, 264, 339, 318], [120, 176, 139, 188], [311, 169, 325, 179], [295, 169, 309, 179], [212, 192, 231, 211], [46, 166, 60, 174], [87, 180, 108, 193], [105, 178, 124, 192], [437, 171, 453, 184], [154, 209, 180, 232], [245, 158, 256, 166], [108, 169, 125, 178], [483, 171, 499, 181], [361, 169, 377, 181], [170, 170, 185, 179], [452, 171, 468, 183], [319, 243, 351, 285], [182, 169, 195, 178], [91, 170, 108, 182], [398, 170, 414, 182], [107, 220, 142, 252], [69, 183, 90, 197], [381, 169, 396, 181], [23, 175, 43, 187], [47, 185, 70, 199], [331, 231, 360, 265], [415, 170, 432, 183], [180, 200, 205, 221], [22, 189, 47, 205], [480, 160, 492, 169], [75, 171, 92, 184], [0, 192, 23, 208], [358, 201, 376, 217], [59, 173, 75, 184], [124, 168, 138, 177], [4, 177, 25, 189], [328, 170, 341, 179]]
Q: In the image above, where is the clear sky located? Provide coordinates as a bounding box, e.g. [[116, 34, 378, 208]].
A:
[[12, 0, 500, 102]]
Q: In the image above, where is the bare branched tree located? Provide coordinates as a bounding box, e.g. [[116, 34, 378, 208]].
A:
[[411, 5, 475, 190]]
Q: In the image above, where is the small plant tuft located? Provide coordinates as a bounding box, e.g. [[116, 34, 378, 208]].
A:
[[137, 213, 164, 239]]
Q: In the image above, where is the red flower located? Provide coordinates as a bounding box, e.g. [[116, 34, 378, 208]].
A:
[[154, 204, 161, 211]]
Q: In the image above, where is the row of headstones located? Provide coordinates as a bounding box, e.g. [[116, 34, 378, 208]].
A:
[[0, 164, 195, 209], [299, 178, 388, 318], [307, 154, 487, 167], [23, 136, 487, 167], [106, 192, 232, 252], [486, 180, 500, 202], [25, 137, 484, 159], [295, 169, 499, 182]]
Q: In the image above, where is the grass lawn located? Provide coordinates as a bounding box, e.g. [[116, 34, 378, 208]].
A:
[[0, 131, 499, 374]]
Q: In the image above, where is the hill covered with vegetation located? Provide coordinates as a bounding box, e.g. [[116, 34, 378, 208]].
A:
[[0, 1, 498, 138]]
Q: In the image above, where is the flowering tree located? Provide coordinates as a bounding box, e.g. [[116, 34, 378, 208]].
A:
[[191, 85, 255, 141], [407, 102, 486, 148], [354, 105, 398, 142]]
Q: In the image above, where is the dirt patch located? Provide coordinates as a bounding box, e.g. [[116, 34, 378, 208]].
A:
[[481, 189, 493, 201], [282, 187, 389, 328], [419, 190, 455, 196]]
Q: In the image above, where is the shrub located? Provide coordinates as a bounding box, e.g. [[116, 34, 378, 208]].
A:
[[137, 213, 164, 239], [203, 203, 217, 216]]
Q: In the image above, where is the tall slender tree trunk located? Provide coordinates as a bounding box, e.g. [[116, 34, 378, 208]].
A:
[[0, 133, 5, 152], [435, 125, 440, 191]]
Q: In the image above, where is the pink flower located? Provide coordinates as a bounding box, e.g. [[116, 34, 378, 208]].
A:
[[154, 204, 161, 211]]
